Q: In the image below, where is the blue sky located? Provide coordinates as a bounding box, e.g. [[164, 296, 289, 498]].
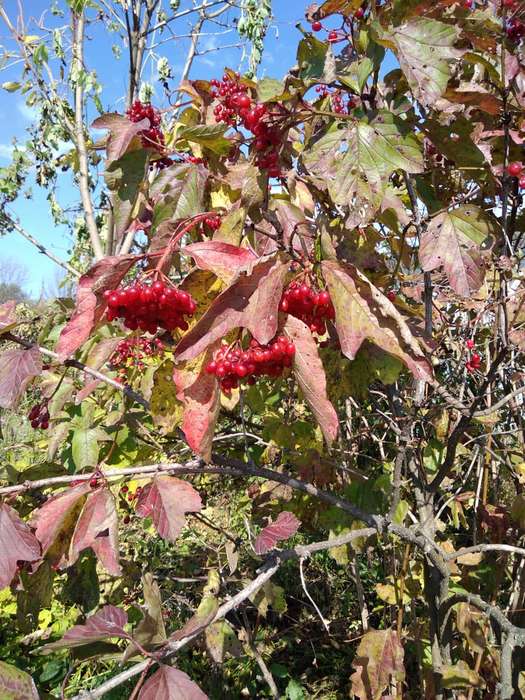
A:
[[0, 1, 362, 296]]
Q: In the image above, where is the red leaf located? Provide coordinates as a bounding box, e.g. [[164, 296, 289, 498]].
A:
[[173, 347, 221, 462], [183, 241, 256, 282], [135, 476, 202, 542], [138, 665, 208, 700], [56, 254, 137, 360], [0, 504, 41, 590], [254, 511, 301, 555], [41, 605, 129, 652], [322, 261, 433, 381], [31, 482, 91, 566], [174, 255, 289, 362], [69, 487, 121, 576], [92, 113, 149, 163], [0, 300, 17, 335], [0, 346, 42, 409], [284, 315, 339, 445]]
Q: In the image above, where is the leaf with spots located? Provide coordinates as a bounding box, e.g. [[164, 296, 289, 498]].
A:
[[150, 360, 184, 434], [321, 261, 432, 381], [174, 255, 289, 362], [375, 18, 463, 107], [0, 504, 41, 591], [135, 476, 202, 542], [419, 206, 496, 297]]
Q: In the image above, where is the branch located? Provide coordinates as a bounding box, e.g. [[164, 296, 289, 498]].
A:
[[445, 544, 525, 561], [72, 11, 104, 261], [5, 333, 148, 409], [72, 527, 374, 700]]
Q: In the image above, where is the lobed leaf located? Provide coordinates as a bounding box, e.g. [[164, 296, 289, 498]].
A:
[[0, 504, 41, 591], [0, 345, 42, 409], [350, 628, 405, 700], [138, 665, 208, 700], [135, 476, 202, 542], [254, 511, 301, 555]]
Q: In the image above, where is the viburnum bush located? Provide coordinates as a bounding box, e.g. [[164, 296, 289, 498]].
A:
[[1, 0, 525, 698]]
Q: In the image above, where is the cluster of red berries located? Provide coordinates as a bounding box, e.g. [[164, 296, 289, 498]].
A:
[[126, 100, 165, 153], [506, 162, 525, 188], [204, 214, 222, 231], [27, 402, 50, 430], [465, 340, 482, 373], [206, 336, 296, 395], [279, 281, 335, 336], [110, 337, 165, 377], [507, 17, 525, 41], [104, 280, 196, 334], [210, 74, 283, 177], [315, 86, 356, 114]]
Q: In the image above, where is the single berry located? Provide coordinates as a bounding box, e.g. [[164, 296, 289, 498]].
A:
[[466, 339, 475, 349], [89, 478, 99, 488], [387, 290, 397, 302], [507, 162, 523, 177], [355, 7, 365, 18], [311, 21, 322, 31], [327, 30, 339, 42]]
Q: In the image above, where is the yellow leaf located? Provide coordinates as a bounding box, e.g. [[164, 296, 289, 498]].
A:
[[150, 360, 184, 434]]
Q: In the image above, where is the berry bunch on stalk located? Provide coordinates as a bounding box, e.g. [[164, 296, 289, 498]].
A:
[[104, 279, 196, 334], [506, 162, 525, 189], [28, 402, 50, 430], [110, 337, 166, 378], [206, 336, 296, 396], [279, 280, 335, 337], [126, 100, 165, 152], [315, 85, 356, 114], [210, 74, 285, 177]]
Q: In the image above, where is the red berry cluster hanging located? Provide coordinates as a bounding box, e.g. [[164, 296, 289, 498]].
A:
[[110, 337, 166, 378], [104, 280, 196, 334], [210, 74, 283, 177], [204, 214, 222, 231], [315, 86, 356, 113], [507, 16, 525, 42], [126, 100, 165, 153], [466, 350, 482, 373], [28, 402, 50, 430], [279, 281, 335, 336], [206, 336, 296, 395]]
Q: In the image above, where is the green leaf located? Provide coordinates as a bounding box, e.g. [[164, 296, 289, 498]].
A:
[[286, 678, 306, 700], [104, 149, 149, 241], [256, 77, 286, 103], [62, 551, 100, 613], [424, 116, 486, 168], [71, 427, 102, 470], [213, 206, 246, 245], [17, 562, 55, 633], [297, 36, 334, 82], [151, 165, 206, 233], [304, 113, 422, 226], [177, 123, 231, 155], [1, 82, 21, 92], [441, 661, 484, 689], [374, 18, 463, 106]]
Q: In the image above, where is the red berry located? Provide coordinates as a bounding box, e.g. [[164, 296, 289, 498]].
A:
[[123, 515, 131, 525], [507, 162, 523, 177], [328, 30, 339, 42], [519, 176, 525, 189], [355, 7, 365, 18], [311, 21, 322, 31], [466, 339, 475, 349], [89, 478, 99, 488], [387, 290, 396, 302]]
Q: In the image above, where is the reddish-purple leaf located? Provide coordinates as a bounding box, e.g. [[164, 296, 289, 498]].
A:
[[173, 348, 221, 462], [30, 482, 91, 567], [284, 315, 339, 445], [0, 504, 41, 590], [41, 605, 129, 652], [69, 487, 121, 576], [254, 511, 301, 555], [56, 254, 137, 360], [138, 665, 208, 700], [350, 628, 405, 700], [92, 113, 149, 163], [174, 255, 289, 362], [0, 661, 39, 699], [136, 476, 202, 542], [183, 241, 256, 282], [0, 346, 42, 409], [322, 261, 433, 381], [0, 300, 17, 336]]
